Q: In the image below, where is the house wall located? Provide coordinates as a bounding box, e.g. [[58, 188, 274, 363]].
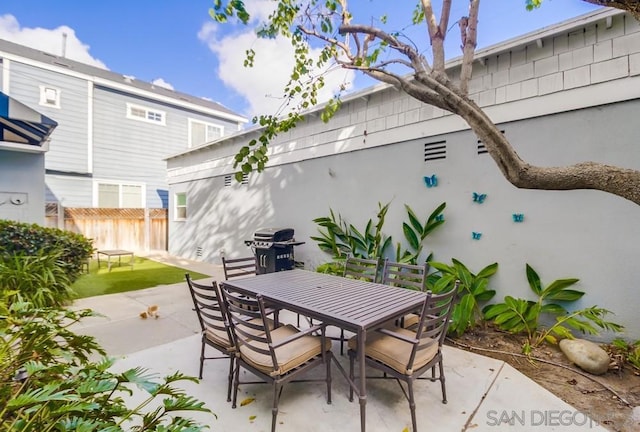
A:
[[0, 149, 45, 224], [0, 44, 246, 210], [166, 10, 640, 339]]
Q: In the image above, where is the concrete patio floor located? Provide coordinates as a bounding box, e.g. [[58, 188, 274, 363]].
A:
[[71, 253, 608, 431]]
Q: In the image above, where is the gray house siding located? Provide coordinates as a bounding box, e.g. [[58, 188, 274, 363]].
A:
[[166, 9, 640, 339], [8, 62, 89, 173], [0, 38, 246, 211], [0, 149, 45, 224]]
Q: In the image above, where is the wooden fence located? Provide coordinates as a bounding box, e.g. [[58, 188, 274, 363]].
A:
[[45, 204, 167, 252]]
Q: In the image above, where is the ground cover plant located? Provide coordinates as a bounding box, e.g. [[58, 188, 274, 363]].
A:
[[72, 257, 209, 299], [483, 264, 623, 354], [0, 293, 212, 432]]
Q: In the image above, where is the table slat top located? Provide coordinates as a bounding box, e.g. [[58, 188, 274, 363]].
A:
[[222, 270, 426, 331]]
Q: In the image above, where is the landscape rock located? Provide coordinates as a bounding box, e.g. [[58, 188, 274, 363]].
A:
[[559, 338, 610, 375]]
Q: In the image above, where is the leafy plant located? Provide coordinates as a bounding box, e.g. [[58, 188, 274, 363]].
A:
[[311, 201, 392, 259], [0, 220, 94, 283], [0, 294, 212, 431], [609, 338, 640, 371], [483, 264, 623, 354], [395, 202, 446, 264], [429, 259, 498, 336], [0, 248, 75, 307], [315, 259, 346, 276]]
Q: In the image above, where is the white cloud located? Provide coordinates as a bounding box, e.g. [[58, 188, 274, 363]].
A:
[[152, 77, 174, 90], [0, 14, 107, 69], [198, 4, 354, 119]]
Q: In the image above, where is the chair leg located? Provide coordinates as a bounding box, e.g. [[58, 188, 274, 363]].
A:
[[271, 383, 281, 432], [340, 329, 345, 355], [326, 352, 332, 404], [407, 379, 417, 432], [198, 338, 205, 379], [439, 360, 448, 404], [231, 362, 240, 409], [348, 351, 355, 402], [226, 357, 234, 402]]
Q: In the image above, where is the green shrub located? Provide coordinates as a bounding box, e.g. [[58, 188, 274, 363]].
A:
[[483, 264, 623, 354], [0, 220, 93, 282], [0, 294, 212, 431], [0, 249, 75, 307]]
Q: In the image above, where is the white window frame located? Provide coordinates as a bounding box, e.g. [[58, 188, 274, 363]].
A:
[[174, 192, 187, 221], [126, 103, 166, 125], [188, 118, 224, 147], [93, 180, 146, 208], [39, 85, 61, 108]]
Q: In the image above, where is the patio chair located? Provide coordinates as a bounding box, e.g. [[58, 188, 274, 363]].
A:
[[184, 274, 236, 402], [332, 256, 382, 355], [222, 256, 257, 280], [380, 259, 429, 329], [343, 256, 381, 282], [220, 283, 333, 432], [347, 281, 459, 432]]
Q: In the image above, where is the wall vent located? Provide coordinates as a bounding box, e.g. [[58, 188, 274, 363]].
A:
[[424, 140, 446, 162], [224, 173, 249, 186], [477, 130, 505, 155]]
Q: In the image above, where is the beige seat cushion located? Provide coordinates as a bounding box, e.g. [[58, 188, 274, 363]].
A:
[[240, 324, 332, 376], [348, 328, 439, 374], [402, 313, 420, 329], [206, 317, 274, 350]]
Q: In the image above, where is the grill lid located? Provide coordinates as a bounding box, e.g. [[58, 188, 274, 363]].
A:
[[253, 228, 294, 243]]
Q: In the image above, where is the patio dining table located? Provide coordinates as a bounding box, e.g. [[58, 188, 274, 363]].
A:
[[220, 269, 427, 432]]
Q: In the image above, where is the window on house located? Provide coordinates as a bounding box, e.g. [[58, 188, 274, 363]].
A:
[[39, 85, 61, 108], [189, 119, 223, 147], [175, 192, 187, 220], [96, 182, 144, 208], [126, 103, 166, 125]]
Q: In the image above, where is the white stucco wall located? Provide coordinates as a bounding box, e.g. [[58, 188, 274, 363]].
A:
[[0, 148, 46, 224], [167, 10, 640, 339]]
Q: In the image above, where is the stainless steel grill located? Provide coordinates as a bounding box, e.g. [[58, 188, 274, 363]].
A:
[[245, 228, 304, 274]]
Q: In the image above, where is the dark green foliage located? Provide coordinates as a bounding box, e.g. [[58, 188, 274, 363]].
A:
[[0, 293, 212, 431], [0, 249, 74, 307], [0, 220, 94, 282], [483, 264, 623, 354], [429, 259, 498, 336], [396, 202, 445, 264], [311, 202, 392, 259]]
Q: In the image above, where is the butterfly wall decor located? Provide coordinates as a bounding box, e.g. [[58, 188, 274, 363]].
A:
[[472, 192, 487, 203], [435, 214, 445, 222], [472, 231, 482, 240], [423, 174, 438, 188], [512, 213, 524, 222]]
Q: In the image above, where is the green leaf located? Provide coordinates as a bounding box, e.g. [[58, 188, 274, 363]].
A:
[[546, 289, 584, 302], [476, 262, 498, 279], [542, 278, 581, 298], [405, 205, 423, 235], [526, 263, 542, 295], [402, 223, 420, 250]]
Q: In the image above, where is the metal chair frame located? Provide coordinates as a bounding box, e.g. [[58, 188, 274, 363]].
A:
[[220, 283, 333, 432], [347, 282, 459, 432], [185, 274, 235, 402], [222, 256, 257, 280]]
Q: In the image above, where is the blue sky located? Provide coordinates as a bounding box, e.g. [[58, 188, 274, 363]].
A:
[[0, 0, 602, 119]]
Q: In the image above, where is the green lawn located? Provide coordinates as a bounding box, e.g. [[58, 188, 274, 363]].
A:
[[71, 256, 209, 299]]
